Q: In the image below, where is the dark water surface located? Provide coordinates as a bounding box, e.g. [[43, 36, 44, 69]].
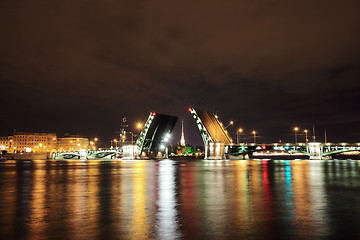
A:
[[0, 159, 359, 240]]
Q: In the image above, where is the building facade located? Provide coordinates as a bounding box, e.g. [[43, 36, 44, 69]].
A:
[[56, 135, 90, 152], [0, 136, 10, 151], [9, 132, 57, 153]]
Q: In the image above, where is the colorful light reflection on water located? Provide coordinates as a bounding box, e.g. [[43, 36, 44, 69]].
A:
[[0, 159, 359, 239]]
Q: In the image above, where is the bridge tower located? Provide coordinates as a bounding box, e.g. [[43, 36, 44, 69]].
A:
[[188, 108, 232, 159]]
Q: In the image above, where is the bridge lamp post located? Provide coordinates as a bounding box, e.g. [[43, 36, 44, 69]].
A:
[[225, 121, 234, 129], [304, 130, 308, 143], [237, 128, 243, 144], [252, 131, 256, 144], [94, 138, 98, 149], [129, 132, 136, 145], [294, 127, 299, 144], [136, 123, 142, 141]]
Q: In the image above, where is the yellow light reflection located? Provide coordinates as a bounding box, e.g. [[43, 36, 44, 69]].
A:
[[131, 161, 149, 239], [28, 168, 46, 237]]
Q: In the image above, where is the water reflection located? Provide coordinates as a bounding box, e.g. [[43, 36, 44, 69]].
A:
[[157, 160, 180, 239], [0, 159, 359, 239]]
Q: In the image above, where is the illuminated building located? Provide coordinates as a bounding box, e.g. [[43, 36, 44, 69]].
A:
[[0, 136, 10, 151], [10, 132, 57, 153], [56, 134, 90, 152]]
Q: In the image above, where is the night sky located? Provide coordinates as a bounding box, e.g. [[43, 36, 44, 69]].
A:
[[1, 0, 360, 146]]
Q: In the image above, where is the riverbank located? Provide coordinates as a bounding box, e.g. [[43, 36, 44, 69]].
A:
[[5, 152, 50, 160]]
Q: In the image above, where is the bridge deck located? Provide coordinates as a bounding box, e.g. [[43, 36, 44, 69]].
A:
[[194, 109, 232, 144]]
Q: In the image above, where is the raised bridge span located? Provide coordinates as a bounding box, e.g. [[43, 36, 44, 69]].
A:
[[135, 112, 178, 159], [189, 108, 232, 145], [189, 107, 233, 159]]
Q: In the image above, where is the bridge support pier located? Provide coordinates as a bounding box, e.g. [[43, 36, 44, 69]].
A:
[[308, 143, 322, 160], [122, 145, 139, 160], [79, 149, 87, 160], [205, 142, 225, 160]]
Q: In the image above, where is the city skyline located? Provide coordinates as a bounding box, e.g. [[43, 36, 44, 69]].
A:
[[1, 0, 359, 145]]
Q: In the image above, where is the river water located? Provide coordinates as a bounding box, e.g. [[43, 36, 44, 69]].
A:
[[0, 159, 359, 240]]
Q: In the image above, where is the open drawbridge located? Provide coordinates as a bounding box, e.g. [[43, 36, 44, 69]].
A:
[[136, 112, 178, 159], [189, 108, 233, 159], [189, 108, 232, 145]]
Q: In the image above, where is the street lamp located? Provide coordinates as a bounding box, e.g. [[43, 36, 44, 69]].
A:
[[237, 128, 243, 144], [294, 127, 299, 144], [136, 123, 142, 142], [94, 138, 98, 149], [129, 132, 135, 144], [304, 130, 308, 143], [114, 139, 117, 149], [252, 131, 256, 144], [225, 121, 234, 129]]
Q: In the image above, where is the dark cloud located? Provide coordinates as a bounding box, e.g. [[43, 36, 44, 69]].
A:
[[1, 0, 359, 144]]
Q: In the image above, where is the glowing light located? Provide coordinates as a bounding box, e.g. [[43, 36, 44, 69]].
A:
[[225, 121, 234, 129], [304, 130, 308, 143], [294, 127, 299, 144], [152, 112, 156, 116]]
